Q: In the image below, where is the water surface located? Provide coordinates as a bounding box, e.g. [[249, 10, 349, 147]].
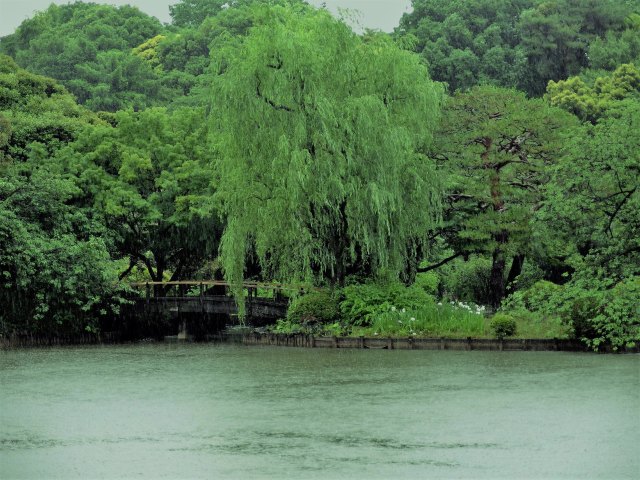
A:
[[1, 344, 638, 479]]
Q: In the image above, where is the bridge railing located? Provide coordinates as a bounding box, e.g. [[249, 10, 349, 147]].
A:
[[129, 281, 314, 303]]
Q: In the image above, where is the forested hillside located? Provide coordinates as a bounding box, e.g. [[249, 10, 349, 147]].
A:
[[0, 0, 638, 350]]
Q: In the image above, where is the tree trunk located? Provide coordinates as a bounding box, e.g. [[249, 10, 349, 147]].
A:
[[483, 136, 508, 308], [153, 253, 165, 297], [489, 232, 507, 308], [331, 201, 349, 286], [506, 253, 526, 291]]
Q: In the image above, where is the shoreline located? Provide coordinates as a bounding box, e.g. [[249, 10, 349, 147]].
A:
[[225, 332, 595, 352], [2, 331, 637, 353]]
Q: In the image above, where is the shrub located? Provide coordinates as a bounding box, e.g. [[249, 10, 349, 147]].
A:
[[508, 309, 570, 339], [519, 280, 562, 312], [565, 293, 600, 340], [321, 322, 344, 337], [286, 290, 340, 325], [414, 271, 440, 296], [501, 280, 566, 334], [270, 319, 345, 336], [490, 314, 517, 340], [441, 256, 493, 305], [271, 318, 305, 334], [502, 276, 639, 349], [588, 277, 640, 351], [338, 283, 386, 327], [340, 281, 434, 327]]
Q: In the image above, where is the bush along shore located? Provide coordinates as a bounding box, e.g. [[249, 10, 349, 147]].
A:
[[261, 278, 638, 353]]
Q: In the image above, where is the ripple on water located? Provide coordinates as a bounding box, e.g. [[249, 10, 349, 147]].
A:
[[0, 435, 68, 450], [0, 346, 637, 479]]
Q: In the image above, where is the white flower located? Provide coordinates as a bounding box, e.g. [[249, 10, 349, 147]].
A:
[[391, 306, 396, 312], [401, 308, 406, 313], [374, 332, 378, 336], [410, 317, 416, 322], [437, 302, 442, 306]]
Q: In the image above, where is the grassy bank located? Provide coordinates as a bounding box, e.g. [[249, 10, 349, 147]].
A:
[[271, 300, 571, 340]]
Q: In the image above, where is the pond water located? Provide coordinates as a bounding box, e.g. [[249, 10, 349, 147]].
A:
[[1, 344, 638, 479]]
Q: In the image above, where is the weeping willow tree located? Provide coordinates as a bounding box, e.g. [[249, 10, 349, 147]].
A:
[[210, 4, 444, 302]]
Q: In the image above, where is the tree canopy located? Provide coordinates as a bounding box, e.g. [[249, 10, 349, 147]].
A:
[[397, 0, 638, 96], [169, 0, 307, 28], [0, 0, 638, 349], [0, 54, 100, 162], [210, 5, 443, 297], [429, 86, 576, 306], [0, 2, 169, 111], [546, 63, 640, 122], [62, 107, 222, 285], [0, 58, 123, 335]]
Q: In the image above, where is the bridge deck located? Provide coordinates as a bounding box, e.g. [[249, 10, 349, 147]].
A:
[[137, 296, 288, 318], [130, 281, 300, 321]]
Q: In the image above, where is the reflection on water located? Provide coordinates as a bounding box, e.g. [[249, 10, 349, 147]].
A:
[[1, 344, 638, 479]]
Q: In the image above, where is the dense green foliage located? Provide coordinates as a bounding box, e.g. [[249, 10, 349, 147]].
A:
[[169, 0, 307, 28], [276, 280, 491, 338], [397, 0, 639, 96], [0, 164, 125, 335], [62, 107, 221, 284], [0, 1, 638, 350], [287, 291, 340, 325], [157, 1, 312, 104], [210, 5, 443, 304], [340, 280, 436, 328], [429, 86, 576, 307], [0, 2, 168, 111], [0, 55, 100, 162], [0, 58, 125, 334], [546, 63, 640, 122]]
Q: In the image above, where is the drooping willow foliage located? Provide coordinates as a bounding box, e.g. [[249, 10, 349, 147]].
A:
[[209, 5, 444, 302]]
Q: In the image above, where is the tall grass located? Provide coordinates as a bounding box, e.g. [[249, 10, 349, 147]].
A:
[[509, 310, 571, 339], [354, 302, 489, 338]]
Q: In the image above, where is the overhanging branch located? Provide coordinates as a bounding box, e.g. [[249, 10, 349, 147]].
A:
[[417, 252, 464, 273]]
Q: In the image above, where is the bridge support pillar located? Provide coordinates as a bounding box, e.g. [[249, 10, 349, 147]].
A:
[[177, 320, 189, 341]]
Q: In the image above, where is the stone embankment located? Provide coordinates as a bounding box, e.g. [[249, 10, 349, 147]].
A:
[[226, 332, 601, 352]]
